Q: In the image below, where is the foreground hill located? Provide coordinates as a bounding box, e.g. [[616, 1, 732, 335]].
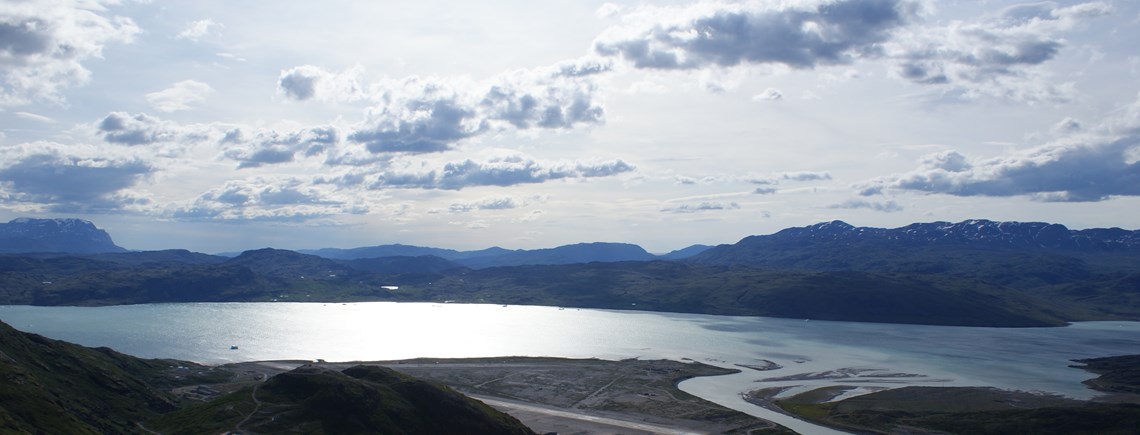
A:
[[0, 320, 535, 433], [0, 320, 180, 433], [153, 365, 535, 434]]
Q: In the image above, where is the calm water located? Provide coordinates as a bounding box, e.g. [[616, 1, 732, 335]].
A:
[[2, 302, 1138, 434]]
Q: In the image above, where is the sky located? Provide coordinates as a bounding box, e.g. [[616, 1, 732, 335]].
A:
[[1, 0, 1139, 254]]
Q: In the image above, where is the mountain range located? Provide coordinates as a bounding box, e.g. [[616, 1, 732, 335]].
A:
[[1, 217, 1138, 327]]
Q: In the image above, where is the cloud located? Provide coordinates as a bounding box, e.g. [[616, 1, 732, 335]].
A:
[[752, 88, 783, 101], [780, 171, 832, 181], [888, 1, 1111, 102], [863, 94, 1140, 202], [349, 83, 483, 154], [829, 198, 902, 212], [877, 138, 1140, 202], [661, 201, 740, 213], [173, 177, 366, 222], [753, 186, 777, 195], [0, 142, 152, 212], [0, 1, 139, 106], [145, 80, 214, 112], [286, 61, 607, 155], [277, 65, 366, 102], [351, 70, 604, 154], [745, 170, 832, 188], [317, 153, 634, 191], [449, 196, 520, 213], [176, 18, 221, 42], [14, 111, 54, 123], [594, 0, 916, 70], [596, 3, 622, 19], [96, 112, 183, 145], [591, 0, 1105, 103], [222, 126, 338, 168]]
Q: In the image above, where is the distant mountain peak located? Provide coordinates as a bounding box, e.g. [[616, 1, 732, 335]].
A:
[[0, 217, 126, 254], [693, 219, 1140, 266]]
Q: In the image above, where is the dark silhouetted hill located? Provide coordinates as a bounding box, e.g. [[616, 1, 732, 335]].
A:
[[154, 364, 535, 434]]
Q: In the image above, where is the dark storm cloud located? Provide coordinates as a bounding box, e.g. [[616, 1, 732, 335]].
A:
[[594, 0, 915, 70]]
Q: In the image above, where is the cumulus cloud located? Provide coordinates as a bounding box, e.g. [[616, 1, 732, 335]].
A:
[[176, 18, 221, 41], [351, 70, 604, 154], [319, 153, 634, 191], [97, 112, 183, 145], [449, 196, 519, 213], [173, 177, 366, 222], [829, 198, 902, 212], [284, 61, 607, 155], [661, 201, 740, 213], [145, 80, 214, 112], [875, 138, 1140, 202], [593, 0, 916, 70], [863, 94, 1140, 202], [222, 126, 338, 168], [591, 0, 1105, 103], [888, 1, 1111, 102], [0, 142, 152, 212], [0, 1, 139, 106], [277, 65, 367, 102]]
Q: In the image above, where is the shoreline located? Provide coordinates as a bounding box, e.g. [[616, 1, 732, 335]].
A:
[[192, 357, 795, 434]]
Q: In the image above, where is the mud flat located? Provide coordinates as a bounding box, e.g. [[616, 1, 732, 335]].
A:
[[744, 355, 1140, 435], [204, 357, 794, 434]]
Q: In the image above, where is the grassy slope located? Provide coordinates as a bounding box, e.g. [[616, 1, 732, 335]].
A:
[[0, 321, 181, 434], [152, 364, 536, 435]]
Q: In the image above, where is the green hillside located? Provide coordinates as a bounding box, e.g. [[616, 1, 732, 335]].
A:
[[0, 320, 536, 434]]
